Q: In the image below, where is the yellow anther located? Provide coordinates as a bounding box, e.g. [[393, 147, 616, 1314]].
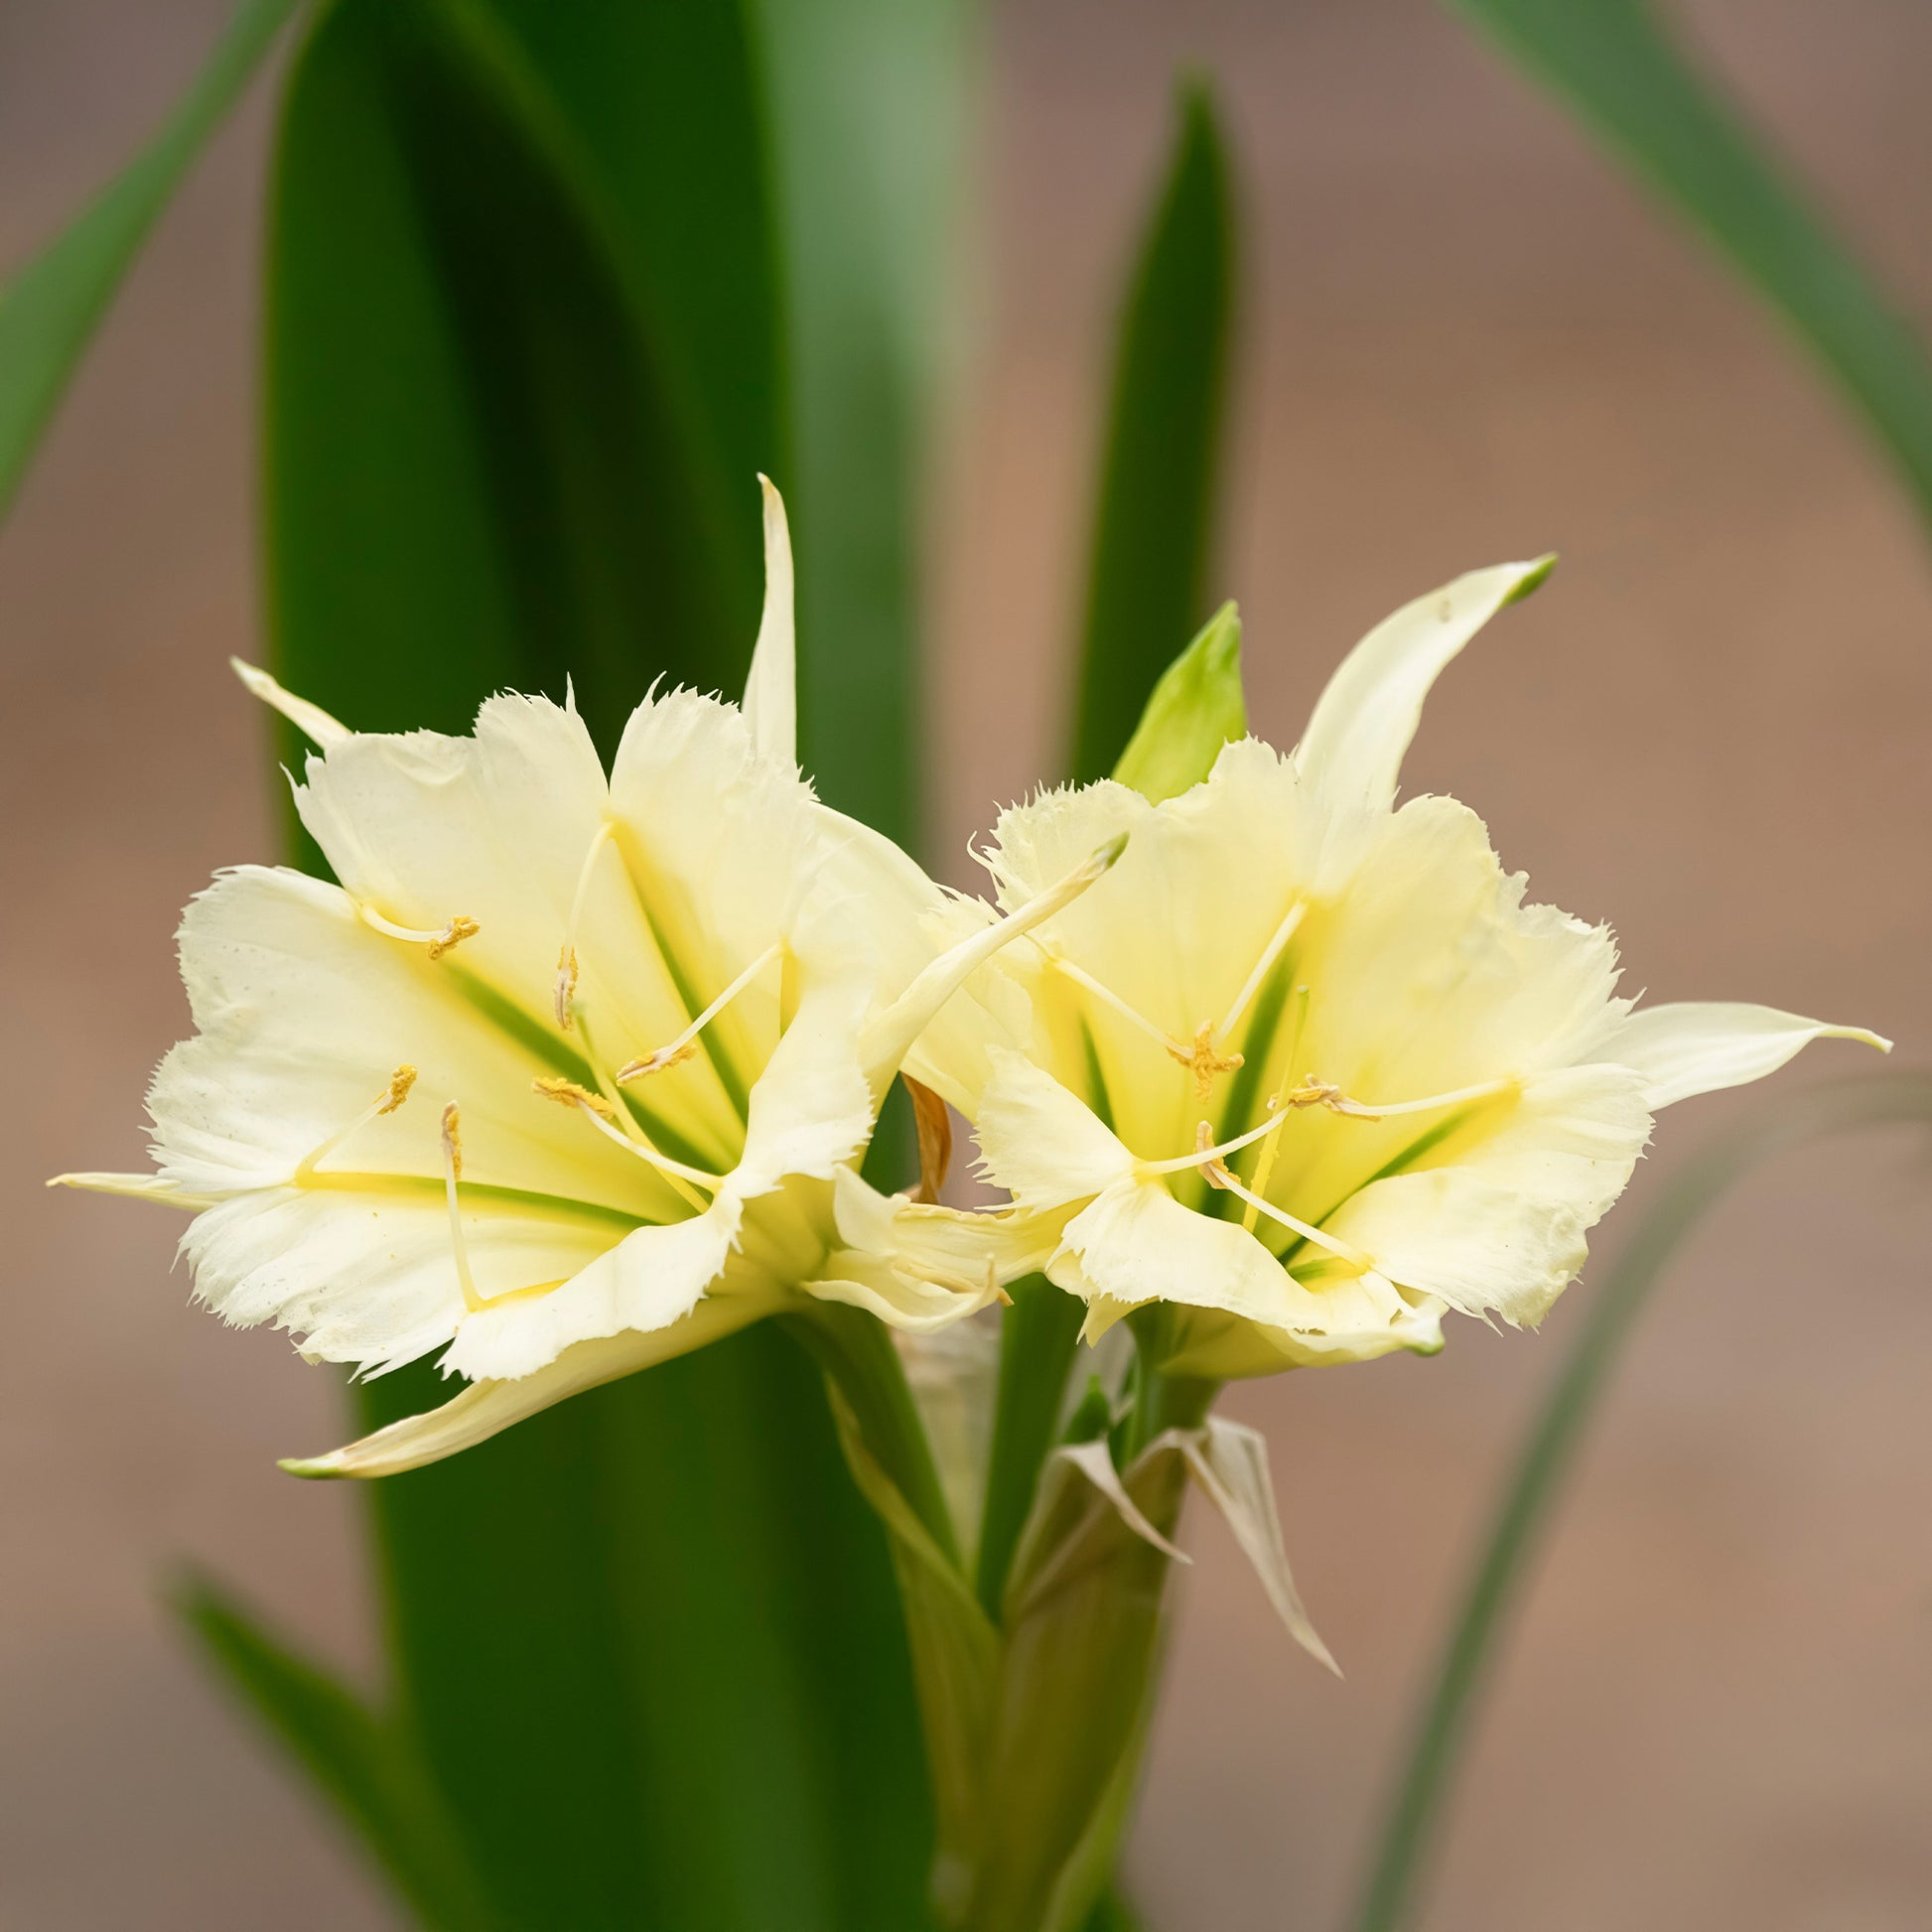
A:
[[294, 1064, 421, 1180], [615, 1040, 700, 1083], [426, 915, 480, 961], [532, 1076, 615, 1118], [617, 940, 782, 1084], [554, 945, 581, 1032], [1285, 1076, 1348, 1112], [440, 1101, 463, 1181], [1168, 1022, 1244, 1099], [357, 904, 481, 957]]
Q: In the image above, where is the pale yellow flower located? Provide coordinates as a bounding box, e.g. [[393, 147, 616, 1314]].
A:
[[903, 560, 1888, 1378], [57, 483, 1111, 1473]]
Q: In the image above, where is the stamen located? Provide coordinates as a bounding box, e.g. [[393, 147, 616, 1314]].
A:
[[862, 833, 1129, 1090], [537, 1079, 725, 1193], [441, 1102, 485, 1314], [1199, 1158, 1371, 1271], [1217, 899, 1308, 1038], [555, 821, 616, 1032], [531, 1076, 614, 1118], [1318, 1075, 1515, 1119], [1245, 985, 1311, 1233], [293, 1064, 417, 1181], [617, 940, 781, 1084], [1040, 951, 1183, 1057], [357, 904, 480, 959], [1140, 1101, 1287, 1176]]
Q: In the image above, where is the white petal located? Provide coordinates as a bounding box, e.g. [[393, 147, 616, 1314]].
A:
[[831, 1164, 1065, 1287], [440, 1193, 749, 1382], [973, 1050, 1136, 1208], [1294, 557, 1552, 825], [154, 866, 678, 1217], [731, 970, 874, 1198], [742, 476, 796, 767], [1318, 1067, 1651, 1330], [1176, 1419, 1336, 1674], [808, 1251, 1001, 1332], [1597, 1002, 1891, 1110], [231, 659, 350, 748], [184, 1183, 625, 1376], [1056, 1178, 1313, 1331], [281, 1307, 764, 1478]]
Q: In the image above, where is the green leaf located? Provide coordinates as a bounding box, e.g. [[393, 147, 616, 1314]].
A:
[[175, 1573, 495, 1932], [263, 4, 933, 1926], [1449, 0, 1932, 535], [1071, 79, 1238, 784], [1110, 601, 1245, 804], [747, 0, 974, 844], [0, 0, 299, 518], [1348, 1071, 1932, 1932]]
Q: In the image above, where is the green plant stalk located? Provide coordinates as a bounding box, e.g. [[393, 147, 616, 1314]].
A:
[[975, 1276, 1088, 1614], [959, 1370, 1218, 1932], [1349, 1071, 1932, 1932]]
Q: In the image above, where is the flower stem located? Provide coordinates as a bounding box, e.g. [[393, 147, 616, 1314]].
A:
[[975, 1275, 1087, 1615]]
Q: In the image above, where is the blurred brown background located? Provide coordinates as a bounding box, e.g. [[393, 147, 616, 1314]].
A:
[[4, 1, 1931, 1926]]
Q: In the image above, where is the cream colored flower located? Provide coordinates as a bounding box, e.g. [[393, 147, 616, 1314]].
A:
[[905, 560, 1888, 1378], [57, 483, 1113, 1473]]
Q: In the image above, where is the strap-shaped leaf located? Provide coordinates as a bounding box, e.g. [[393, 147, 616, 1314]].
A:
[[0, 0, 299, 516], [1450, 0, 1932, 532], [1070, 80, 1238, 783], [1349, 1072, 1932, 1932], [176, 1575, 495, 1932], [747, 0, 972, 843], [264, 5, 934, 1926]]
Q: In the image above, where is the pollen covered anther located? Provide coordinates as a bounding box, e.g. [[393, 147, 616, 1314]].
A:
[[292, 1063, 421, 1180], [1170, 1022, 1244, 1099], [439, 1100, 486, 1314], [617, 940, 782, 1084], [426, 916, 480, 960], [554, 945, 580, 1032], [356, 904, 481, 958], [532, 1075, 615, 1119], [616, 1039, 699, 1082]]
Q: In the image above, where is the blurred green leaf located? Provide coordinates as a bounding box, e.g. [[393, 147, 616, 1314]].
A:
[[1349, 1071, 1932, 1932], [176, 1574, 495, 1932], [748, 0, 973, 844], [0, 0, 298, 518], [1111, 601, 1245, 804], [1071, 80, 1237, 784], [1449, 0, 1932, 535], [263, 3, 933, 1926]]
